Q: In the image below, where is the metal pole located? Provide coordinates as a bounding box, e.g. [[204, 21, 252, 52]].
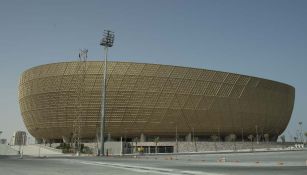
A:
[[192, 127, 195, 143], [176, 125, 178, 153], [100, 46, 108, 156], [38, 143, 41, 157], [218, 128, 220, 142], [20, 133, 25, 159], [241, 128, 244, 142], [120, 136, 123, 156], [299, 122, 303, 143], [256, 125, 259, 144], [192, 127, 197, 152]]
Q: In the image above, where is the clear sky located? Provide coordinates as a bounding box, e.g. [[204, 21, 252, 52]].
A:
[[0, 0, 306, 141]]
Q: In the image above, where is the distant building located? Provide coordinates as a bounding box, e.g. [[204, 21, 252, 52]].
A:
[[19, 61, 295, 143], [0, 139, 7, 144], [12, 131, 27, 145]]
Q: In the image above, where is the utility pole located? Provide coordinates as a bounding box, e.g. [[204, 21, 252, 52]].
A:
[[99, 30, 115, 156]]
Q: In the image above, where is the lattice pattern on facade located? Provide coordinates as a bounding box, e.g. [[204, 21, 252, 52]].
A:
[[19, 61, 295, 140]]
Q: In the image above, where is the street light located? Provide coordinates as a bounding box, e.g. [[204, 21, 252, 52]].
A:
[[298, 121, 303, 143], [99, 30, 115, 156]]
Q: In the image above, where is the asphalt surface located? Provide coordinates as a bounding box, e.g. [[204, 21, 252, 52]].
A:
[[1, 150, 307, 175]]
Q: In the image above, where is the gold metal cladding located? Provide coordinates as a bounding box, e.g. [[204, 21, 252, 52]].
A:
[[19, 61, 295, 140]]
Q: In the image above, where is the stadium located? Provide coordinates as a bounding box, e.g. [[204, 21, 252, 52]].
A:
[[19, 61, 295, 143]]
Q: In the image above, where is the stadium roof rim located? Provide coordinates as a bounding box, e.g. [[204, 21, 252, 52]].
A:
[[21, 60, 295, 89]]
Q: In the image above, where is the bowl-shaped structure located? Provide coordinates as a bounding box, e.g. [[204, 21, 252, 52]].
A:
[[19, 61, 295, 141]]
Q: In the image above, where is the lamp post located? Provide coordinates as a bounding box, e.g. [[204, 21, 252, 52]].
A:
[[99, 30, 115, 156], [298, 121, 303, 143]]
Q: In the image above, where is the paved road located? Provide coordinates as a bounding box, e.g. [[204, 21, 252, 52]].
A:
[[0, 150, 307, 175]]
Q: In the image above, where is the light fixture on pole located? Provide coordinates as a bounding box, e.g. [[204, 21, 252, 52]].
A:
[[99, 30, 115, 156]]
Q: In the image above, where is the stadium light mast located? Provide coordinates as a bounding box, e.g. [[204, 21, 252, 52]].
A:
[[298, 121, 303, 143], [72, 49, 88, 156], [99, 30, 115, 156]]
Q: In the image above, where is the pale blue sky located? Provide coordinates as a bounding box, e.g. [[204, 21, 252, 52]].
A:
[[0, 0, 306, 140]]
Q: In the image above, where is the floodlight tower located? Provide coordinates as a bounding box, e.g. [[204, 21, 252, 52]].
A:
[[72, 49, 88, 156], [298, 121, 303, 143], [99, 30, 115, 156]]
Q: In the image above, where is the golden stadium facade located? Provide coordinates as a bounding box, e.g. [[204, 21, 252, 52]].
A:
[[19, 61, 295, 142]]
